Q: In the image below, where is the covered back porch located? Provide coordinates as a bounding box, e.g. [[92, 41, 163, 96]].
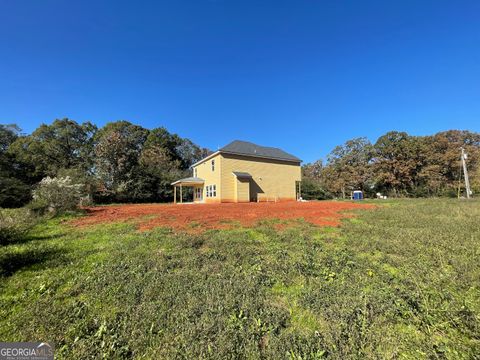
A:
[[171, 177, 205, 204]]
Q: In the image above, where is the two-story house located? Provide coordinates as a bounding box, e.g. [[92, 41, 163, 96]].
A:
[[171, 140, 302, 203]]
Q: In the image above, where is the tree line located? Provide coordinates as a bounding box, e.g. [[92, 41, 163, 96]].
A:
[[0, 119, 209, 207], [302, 130, 480, 199], [1, 120, 479, 208]]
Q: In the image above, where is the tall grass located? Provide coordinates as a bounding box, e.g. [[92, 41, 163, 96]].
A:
[[0, 199, 478, 359], [0, 208, 36, 246]]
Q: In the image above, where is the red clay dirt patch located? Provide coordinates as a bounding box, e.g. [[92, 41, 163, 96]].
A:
[[72, 201, 374, 232]]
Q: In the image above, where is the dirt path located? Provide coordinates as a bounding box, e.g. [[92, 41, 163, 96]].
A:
[[72, 201, 374, 232]]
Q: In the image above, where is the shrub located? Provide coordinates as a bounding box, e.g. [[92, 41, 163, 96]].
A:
[[32, 176, 85, 214], [301, 178, 333, 200], [0, 208, 35, 245]]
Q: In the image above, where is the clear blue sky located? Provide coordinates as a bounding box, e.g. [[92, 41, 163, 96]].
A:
[[1, 1, 479, 163]]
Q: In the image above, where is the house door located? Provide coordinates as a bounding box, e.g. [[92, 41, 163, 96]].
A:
[[195, 187, 203, 201], [236, 178, 250, 202]]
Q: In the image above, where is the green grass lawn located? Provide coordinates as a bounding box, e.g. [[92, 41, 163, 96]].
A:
[[1, 199, 479, 359]]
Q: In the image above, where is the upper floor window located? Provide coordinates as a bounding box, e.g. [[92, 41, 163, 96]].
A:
[[211, 159, 215, 171], [194, 168, 197, 177]]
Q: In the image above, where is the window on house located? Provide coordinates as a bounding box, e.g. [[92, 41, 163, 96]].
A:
[[213, 185, 216, 197], [211, 160, 215, 171], [194, 168, 197, 177]]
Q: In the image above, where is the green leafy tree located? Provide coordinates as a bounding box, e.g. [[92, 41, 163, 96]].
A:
[[313, 130, 479, 198], [372, 132, 425, 196], [134, 127, 210, 201], [9, 118, 97, 177], [94, 121, 148, 201], [143, 127, 181, 161], [324, 137, 373, 198], [423, 130, 480, 196], [175, 138, 210, 169], [302, 160, 324, 179], [0, 125, 34, 207], [138, 145, 185, 201], [144, 128, 209, 169], [0, 124, 21, 152], [301, 161, 332, 200]]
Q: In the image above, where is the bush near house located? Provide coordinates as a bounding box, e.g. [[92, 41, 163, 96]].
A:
[[31, 176, 85, 214]]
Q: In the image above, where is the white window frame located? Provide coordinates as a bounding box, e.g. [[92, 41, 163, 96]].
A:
[[195, 187, 202, 200], [211, 160, 215, 171]]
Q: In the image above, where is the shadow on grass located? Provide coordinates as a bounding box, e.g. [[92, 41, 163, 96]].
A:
[[0, 247, 67, 277], [26, 233, 67, 242], [1, 232, 67, 246]]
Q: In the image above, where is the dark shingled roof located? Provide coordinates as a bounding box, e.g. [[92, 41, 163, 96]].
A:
[[220, 140, 301, 162]]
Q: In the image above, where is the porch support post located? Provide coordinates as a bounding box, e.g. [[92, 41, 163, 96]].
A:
[[174, 185, 177, 204], [180, 185, 183, 204]]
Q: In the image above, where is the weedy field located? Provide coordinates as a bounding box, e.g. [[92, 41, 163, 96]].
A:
[[0, 199, 479, 359]]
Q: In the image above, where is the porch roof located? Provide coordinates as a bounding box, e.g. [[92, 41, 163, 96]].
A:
[[171, 177, 205, 186], [232, 171, 252, 178]]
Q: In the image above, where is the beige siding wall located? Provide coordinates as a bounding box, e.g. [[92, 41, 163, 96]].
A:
[[220, 154, 301, 202], [193, 153, 222, 203]]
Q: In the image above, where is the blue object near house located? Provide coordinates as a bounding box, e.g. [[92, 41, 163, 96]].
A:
[[353, 190, 363, 200]]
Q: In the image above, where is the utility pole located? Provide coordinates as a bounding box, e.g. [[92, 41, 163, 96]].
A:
[[461, 147, 472, 199]]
